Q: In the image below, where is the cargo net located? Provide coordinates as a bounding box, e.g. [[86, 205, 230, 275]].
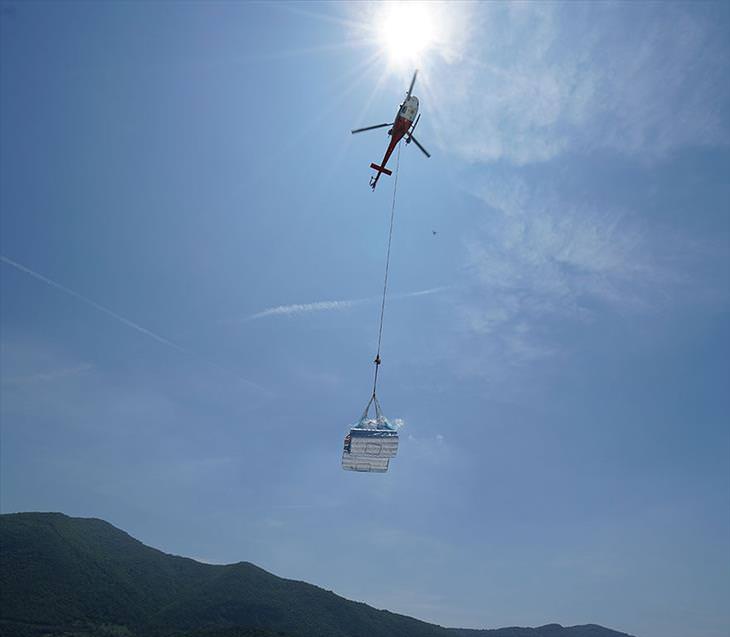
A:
[[342, 395, 401, 472], [354, 394, 399, 431]]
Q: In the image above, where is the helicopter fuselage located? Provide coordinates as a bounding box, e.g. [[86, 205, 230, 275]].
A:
[[369, 96, 419, 189]]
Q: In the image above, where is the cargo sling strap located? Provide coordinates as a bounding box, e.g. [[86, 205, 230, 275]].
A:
[[360, 392, 386, 425]]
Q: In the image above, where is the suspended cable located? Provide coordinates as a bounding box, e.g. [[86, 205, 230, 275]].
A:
[[371, 143, 401, 399]]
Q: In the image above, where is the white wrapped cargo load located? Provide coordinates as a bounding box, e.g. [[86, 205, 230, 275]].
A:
[[341, 455, 389, 473], [341, 395, 401, 473]]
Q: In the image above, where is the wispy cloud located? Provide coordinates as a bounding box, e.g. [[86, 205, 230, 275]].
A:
[[467, 176, 660, 312], [398, 287, 449, 299], [428, 3, 729, 164], [248, 298, 369, 320], [411, 2, 730, 381], [404, 431, 452, 467], [243, 287, 448, 321], [452, 174, 694, 371]]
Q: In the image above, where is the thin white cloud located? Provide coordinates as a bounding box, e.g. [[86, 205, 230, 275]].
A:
[[427, 3, 729, 164], [467, 176, 676, 314], [398, 286, 449, 299], [412, 3, 730, 382], [248, 298, 369, 320], [467, 177, 659, 311], [452, 174, 690, 372], [244, 287, 448, 321]]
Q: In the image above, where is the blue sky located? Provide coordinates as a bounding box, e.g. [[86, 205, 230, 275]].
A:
[[1, 2, 729, 637]]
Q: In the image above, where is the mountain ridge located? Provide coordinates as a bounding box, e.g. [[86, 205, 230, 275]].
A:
[[0, 512, 636, 637]]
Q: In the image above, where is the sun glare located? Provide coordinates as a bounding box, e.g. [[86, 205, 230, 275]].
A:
[[376, 1, 436, 67]]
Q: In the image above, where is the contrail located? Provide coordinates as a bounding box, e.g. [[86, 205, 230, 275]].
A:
[[245, 286, 448, 321], [0, 255, 265, 393], [1, 255, 186, 352], [248, 298, 370, 320], [393, 286, 449, 299]]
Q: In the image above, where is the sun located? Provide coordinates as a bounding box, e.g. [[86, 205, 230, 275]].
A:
[[375, 1, 437, 68]]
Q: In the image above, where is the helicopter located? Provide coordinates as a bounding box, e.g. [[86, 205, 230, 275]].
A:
[[351, 70, 430, 190]]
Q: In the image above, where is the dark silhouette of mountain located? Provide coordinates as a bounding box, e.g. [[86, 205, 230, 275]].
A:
[[0, 513, 636, 637]]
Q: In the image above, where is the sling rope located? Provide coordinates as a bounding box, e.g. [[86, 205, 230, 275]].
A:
[[370, 144, 401, 401]]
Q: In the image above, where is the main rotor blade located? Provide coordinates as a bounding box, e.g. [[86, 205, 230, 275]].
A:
[[351, 122, 391, 134], [406, 70, 418, 99], [409, 133, 431, 158]]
